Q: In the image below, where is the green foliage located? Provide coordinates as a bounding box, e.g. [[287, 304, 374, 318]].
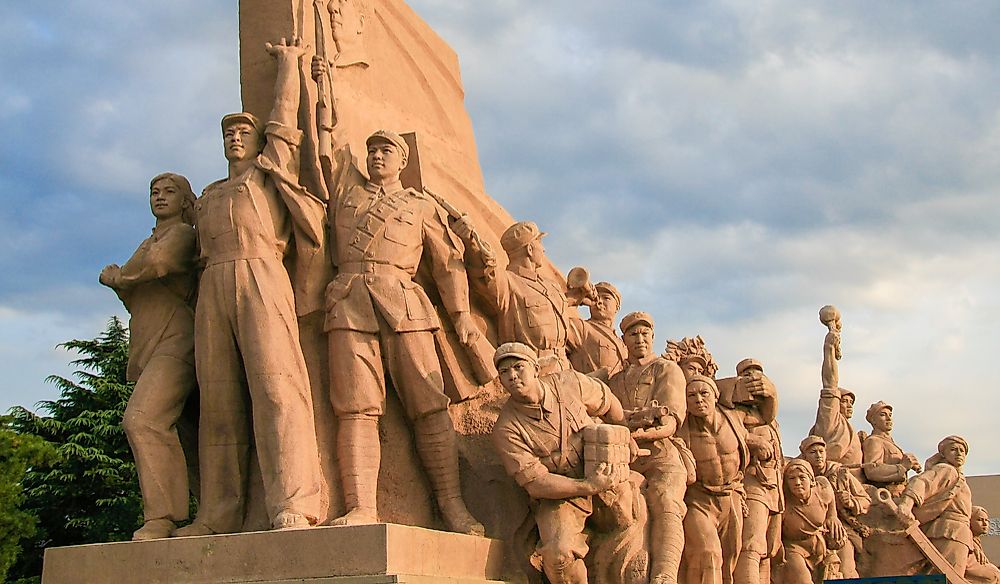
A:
[[5, 317, 141, 581], [0, 417, 58, 582]]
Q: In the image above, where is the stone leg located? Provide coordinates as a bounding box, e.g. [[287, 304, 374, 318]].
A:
[[932, 537, 971, 578], [535, 498, 592, 584], [736, 500, 773, 584], [837, 530, 860, 579], [384, 330, 483, 536], [646, 468, 687, 584], [683, 489, 727, 584], [719, 492, 744, 584], [331, 415, 380, 525], [123, 354, 197, 537], [779, 551, 813, 584]]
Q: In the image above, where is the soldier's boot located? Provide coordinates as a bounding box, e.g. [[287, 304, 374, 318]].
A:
[[413, 410, 485, 536], [330, 416, 380, 526], [650, 512, 684, 584]]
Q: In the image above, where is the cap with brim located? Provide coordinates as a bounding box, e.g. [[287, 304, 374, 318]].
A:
[[937, 435, 969, 455], [799, 435, 826, 453], [839, 388, 856, 401], [620, 311, 654, 334], [500, 221, 546, 254], [865, 401, 892, 425], [736, 358, 763, 376], [594, 282, 622, 306], [493, 342, 539, 368], [222, 112, 262, 133], [366, 129, 409, 159]]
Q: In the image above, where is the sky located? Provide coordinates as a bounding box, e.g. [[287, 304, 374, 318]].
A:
[[2, 1, 999, 473]]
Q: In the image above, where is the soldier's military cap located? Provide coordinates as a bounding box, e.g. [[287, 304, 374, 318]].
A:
[[500, 221, 546, 254], [493, 342, 539, 368], [594, 282, 622, 307], [865, 400, 893, 425], [367, 129, 410, 159], [799, 435, 826, 453], [619, 311, 654, 334], [221, 111, 262, 133], [736, 358, 764, 376]]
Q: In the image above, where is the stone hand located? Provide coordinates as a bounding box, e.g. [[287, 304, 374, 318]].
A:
[[827, 518, 847, 546], [451, 214, 478, 244], [747, 435, 773, 460], [452, 311, 482, 347], [265, 37, 310, 61], [99, 264, 121, 288], [895, 497, 916, 524], [585, 463, 616, 495], [311, 55, 329, 81], [905, 453, 921, 472]]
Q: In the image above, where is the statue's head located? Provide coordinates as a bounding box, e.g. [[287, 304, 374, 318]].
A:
[[494, 342, 540, 404], [221, 112, 264, 163], [620, 311, 654, 361], [591, 281, 621, 321], [972, 506, 990, 537], [501, 221, 547, 267], [799, 435, 827, 473], [366, 130, 409, 183], [784, 459, 815, 502], [839, 388, 855, 418], [865, 401, 893, 432], [685, 375, 718, 419], [937, 435, 968, 469], [149, 172, 197, 226]]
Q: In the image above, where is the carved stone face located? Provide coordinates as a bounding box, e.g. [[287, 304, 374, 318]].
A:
[[840, 394, 854, 418], [786, 466, 812, 501], [623, 325, 653, 361], [972, 508, 990, 537], [223, 122, 262, 163], [686, 381, 716, 419], [149, 178, 185, 221], [802, 444, 827, 474], [497, 358, 540, 405], [590, 291, 619, 322], [680, 359, 704, 380], [941, 441, 967, 469], [873, 408, 893, 433], [366, 141, 406, 183]]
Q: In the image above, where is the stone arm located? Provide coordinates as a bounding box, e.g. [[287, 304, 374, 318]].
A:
[[522, 468, 614, 501], [822, 331, 840, 389], [896, 463, 957, 522], [112, 226, 197, 291], [862, 436, 909, 484], [577, 373, 625, 425], [422, 204, 472, 317], [832, 466, 872, 516], [462, 239, 512, 316], [631, 361, 686, 442], [819, 478, 848, 546], [811, 387, 844, 438]]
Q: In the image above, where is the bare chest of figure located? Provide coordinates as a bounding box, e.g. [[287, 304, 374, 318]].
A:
[[688, 419, 742, 486]]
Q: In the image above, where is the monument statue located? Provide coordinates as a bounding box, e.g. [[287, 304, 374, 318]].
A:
[[810, 304, 862, 466], [861, 401, 921, 495], [312, 47, 484, 533], [607, 311, 690, 584], [490, 342, 634, 584], [567, 281, 627, 379], [779, 458, 846, 584], [99, 172, 199, 541], [730, 359, 783, 584], [176, 38, 325, 537], [968, 506, 1000, 584], [894, 435, 974, 578], [798, 435, 871, 578]]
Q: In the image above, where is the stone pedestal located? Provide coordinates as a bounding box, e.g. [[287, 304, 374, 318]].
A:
[[41, 523, 507, 584]]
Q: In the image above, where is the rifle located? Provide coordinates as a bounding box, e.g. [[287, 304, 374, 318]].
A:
[[424, 187, 492, 254]]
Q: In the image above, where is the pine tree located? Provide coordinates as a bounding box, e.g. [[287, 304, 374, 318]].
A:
[[6, 317, 141, 582]]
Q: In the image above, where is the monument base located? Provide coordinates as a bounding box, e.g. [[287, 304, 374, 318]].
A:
[[41, 523, 507, 584]]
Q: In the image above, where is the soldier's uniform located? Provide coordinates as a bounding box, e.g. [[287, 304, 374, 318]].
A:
[[193, 114, 325, 533], [568, 282, 626, 378], [468, 221, 582, 372], [114, 218, 198, 531], [607, 311, 689, 584], [492, 344, 614, 584], [861, 402, 912, 494], [323, 130, 477, 530], [780, 460, 839, 584]]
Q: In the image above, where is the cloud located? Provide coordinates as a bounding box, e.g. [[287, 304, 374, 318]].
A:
[[1, 0, 998, 474]]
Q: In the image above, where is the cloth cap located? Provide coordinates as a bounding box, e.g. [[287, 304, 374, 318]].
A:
[[785, 458, 816, 482], [594, 282, 622, 306], [620, 311, 654, 334], [865, 401, 893, 425], [839, 388, 856, 402], [366, 129, 410, 159], [799, 435, 826, 454], [686, 374, 719, 397], [493, 342, 539, 368], [500, 221, 546, 254], [221, 112, 262, 133], [937, 435, 969, 455], [736, 358, 763, 376]]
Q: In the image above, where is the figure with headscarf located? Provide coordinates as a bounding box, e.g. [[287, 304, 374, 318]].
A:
[[779, 459, 846, 584], [895, 435, 975, 578], [99, 172, 199, 540]]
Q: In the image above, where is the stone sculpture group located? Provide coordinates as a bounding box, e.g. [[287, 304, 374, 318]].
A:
[[97, 3, 996, 584]]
